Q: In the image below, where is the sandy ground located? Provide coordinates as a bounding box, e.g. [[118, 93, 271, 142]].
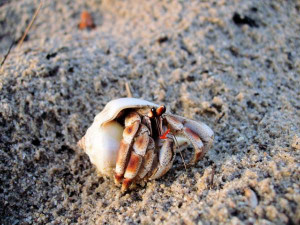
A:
[[1, 0, 300, 224]]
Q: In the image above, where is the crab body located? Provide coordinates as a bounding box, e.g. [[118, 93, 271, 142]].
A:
[[78, 98, 214, 192]]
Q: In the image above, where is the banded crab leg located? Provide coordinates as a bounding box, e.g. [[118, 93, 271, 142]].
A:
[[114, 111, 156, 192], [121, 123, 150, 192], [164, 114, 214, 165], [116, 112, 178, 191], [137, 137, 155, 179], [114, 112, 141, 185]]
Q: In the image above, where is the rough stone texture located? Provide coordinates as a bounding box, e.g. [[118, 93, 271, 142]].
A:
[[0, 0, 299, 224]]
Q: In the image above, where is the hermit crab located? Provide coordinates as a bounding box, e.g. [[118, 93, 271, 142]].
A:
[[78, 98, 214, 192]]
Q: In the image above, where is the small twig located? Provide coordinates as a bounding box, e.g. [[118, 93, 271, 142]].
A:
[[0, 40, 15, 68], [217, 112, 225, 123], [17, 0, 42, 49], [209, 164, 216, 189], [1, 1, 42, 68], [125, 82, 133, 98]]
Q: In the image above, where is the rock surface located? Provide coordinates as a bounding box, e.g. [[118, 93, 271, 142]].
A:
[[0, 0, 299, 224]]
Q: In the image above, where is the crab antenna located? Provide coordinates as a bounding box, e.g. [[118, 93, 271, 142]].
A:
[[179, 151, 188, 173], [159, 128, 170, 139]]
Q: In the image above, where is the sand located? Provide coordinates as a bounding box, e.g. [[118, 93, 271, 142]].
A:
[[0, 0, 299, 224]]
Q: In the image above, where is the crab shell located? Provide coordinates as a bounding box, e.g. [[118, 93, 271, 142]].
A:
[[78, 98, 161, 177], [94, 98, 159, 126]]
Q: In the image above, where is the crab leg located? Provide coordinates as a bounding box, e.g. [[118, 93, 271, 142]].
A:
[[182, 127, 205, 164], [121, 124, 150, 192], [137, 137, 155, 179], [114, 112, 141, 184], [184, 119, 214, 150], [164, 114, 214, 165], [150, 138, 175, 180], [121, 152, 143, 191]]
